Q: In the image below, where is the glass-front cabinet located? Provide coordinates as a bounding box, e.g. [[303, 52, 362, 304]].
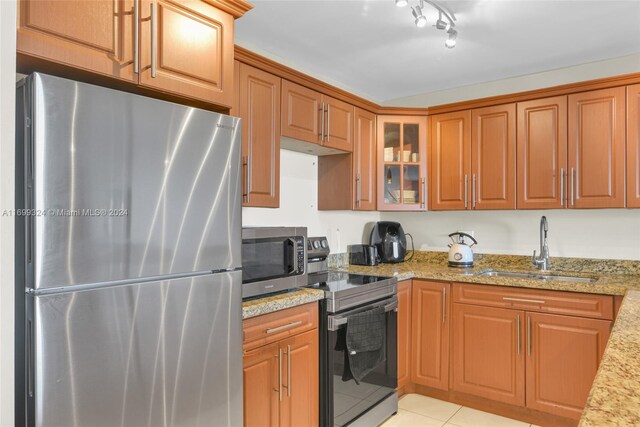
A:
[[377, 115, 428, 210]]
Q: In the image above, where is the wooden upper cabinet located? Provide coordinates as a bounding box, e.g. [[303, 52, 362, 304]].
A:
[[472, 104, 516, 210], [452, 303, 525, 406], [324, 96, 354, 152], [353, 108, 377, 210], [411, 281, 450, 391], [526, 312, 611, 419], [377, 115, 428, 211], [429, 111, 471, 210], [17, 0, 136, 82], [568, 87, 626, 208], [279, 330, 319, 427], [517, 96, 568, 209], [139, 0, 234, 106], [281, 80, 323, 144], [243, 342, 280, 427], [627, 84, 640, 208], [397, 280, 412, 391], [238, 63, 281, 208]]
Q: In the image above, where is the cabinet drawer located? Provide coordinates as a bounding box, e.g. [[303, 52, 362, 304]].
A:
[[453, 283, 614, 320], [243, 302, 318, 351]]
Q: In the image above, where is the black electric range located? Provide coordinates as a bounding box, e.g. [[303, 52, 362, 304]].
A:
[[306, 237, 398, 427]]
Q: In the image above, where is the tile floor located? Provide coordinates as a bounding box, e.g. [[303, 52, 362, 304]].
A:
[[381, 394, 540, 427]]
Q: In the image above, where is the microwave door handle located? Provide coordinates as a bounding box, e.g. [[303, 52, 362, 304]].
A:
[[287, 238, 298, 273]]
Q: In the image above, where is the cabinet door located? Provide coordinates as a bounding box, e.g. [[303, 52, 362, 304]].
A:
[[472, 104, 516, 210], [568, 87, 626, 208], [17, 0, 136, 82], [324, 96, 354, 152], [517, 96, 568, 209], [239, 63, 281, 208], [280, 329, 319, 427], [452, 304, 525, 406], [429, 111, 471, 210], [397, 280, 412, 390], [526, 312, 611, 419], [281, 80, 322, 144], [627, 84, 640, 208], [411, 281, 450, 391], [139, 0, 234, 106], [377, 116, 428, 211], [243, 342, 280, 427], [353, 108, 377, 210]]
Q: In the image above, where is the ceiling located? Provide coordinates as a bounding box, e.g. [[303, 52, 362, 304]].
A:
[[234, 0, 640, 103]]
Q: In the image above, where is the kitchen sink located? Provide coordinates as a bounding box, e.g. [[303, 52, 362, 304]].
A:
[[477, 269, 598, 283]]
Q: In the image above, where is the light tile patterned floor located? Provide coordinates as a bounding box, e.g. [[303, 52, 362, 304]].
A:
[[381, 394, 540, 427]]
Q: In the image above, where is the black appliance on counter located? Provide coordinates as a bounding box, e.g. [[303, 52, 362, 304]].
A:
[[307, 237, 398, 427], [370, 221, 407, 263], [348, 244, 379, 266]]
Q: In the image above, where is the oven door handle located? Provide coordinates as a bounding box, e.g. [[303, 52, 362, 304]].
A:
[[327, 297, 398, 331]]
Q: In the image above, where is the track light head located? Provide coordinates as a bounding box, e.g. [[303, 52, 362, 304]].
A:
[[412, 6, 427, 27], [445, 28, 457, 48]]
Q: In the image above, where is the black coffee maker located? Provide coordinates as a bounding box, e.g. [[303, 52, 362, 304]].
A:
[[370, 221, 407, 263]]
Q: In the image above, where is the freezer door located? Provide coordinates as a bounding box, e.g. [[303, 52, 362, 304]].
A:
[[24, 73, 241, 290], [29, 271, 242, 427]]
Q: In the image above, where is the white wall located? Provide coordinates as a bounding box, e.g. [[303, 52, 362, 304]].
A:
[[383, 53, 640, 107], [0, 1, 16, 426], [382, 210, 640, 260], [242, 150, 380, 252]]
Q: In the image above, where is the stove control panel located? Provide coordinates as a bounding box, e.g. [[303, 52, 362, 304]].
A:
[[307, 236, 330, 260]]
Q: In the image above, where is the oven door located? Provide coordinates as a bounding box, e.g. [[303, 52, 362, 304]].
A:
[[322, 297, 398, 427]]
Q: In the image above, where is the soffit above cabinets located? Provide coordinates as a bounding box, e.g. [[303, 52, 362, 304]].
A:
[[235, 0, 640, 104]]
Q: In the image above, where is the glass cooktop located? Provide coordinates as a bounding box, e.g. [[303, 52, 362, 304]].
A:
[[308, 271, 392, 294]]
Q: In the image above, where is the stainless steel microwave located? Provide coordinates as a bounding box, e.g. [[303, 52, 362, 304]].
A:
[[241, 227, 308, 298]]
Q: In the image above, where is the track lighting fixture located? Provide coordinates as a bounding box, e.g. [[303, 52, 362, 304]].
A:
[[394, 0, 458, 48]]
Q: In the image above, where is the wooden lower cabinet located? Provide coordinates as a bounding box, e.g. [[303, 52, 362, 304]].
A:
[[411, 281, 450, 391], [243, 304, 319, 427], [452, 303, 525, 406], [450, 283, 614, 421], [243, 341, 280, 427], [279, 330, 319, 427], [526, 312, 611, 419], [397, 280, 412, 390]]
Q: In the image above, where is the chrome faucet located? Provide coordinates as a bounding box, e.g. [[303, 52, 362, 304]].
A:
[[532, 216, 550, 270]]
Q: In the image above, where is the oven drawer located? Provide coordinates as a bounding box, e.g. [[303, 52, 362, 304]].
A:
[[243, 302, 318, 351], [453, 283, 614, 320]]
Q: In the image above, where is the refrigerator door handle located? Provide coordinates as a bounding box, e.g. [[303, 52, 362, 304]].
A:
[[27, 319, 34, 397]]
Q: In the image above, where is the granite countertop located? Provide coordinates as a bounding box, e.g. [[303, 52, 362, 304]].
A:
[[338, 251, 640, 296], [579, 290, 640, 426], [242, 287, 325, 319]]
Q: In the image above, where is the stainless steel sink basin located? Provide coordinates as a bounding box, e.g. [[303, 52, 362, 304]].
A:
[[477, 270, 597, 283]]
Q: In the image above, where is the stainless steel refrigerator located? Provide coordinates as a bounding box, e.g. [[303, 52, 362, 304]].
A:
[[15, 73, 242, 427]]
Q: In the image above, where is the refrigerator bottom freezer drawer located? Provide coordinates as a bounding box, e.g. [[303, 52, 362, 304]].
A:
[[29, 271, 242, 427]]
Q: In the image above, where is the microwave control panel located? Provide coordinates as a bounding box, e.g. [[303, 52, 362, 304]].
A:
[[293, 236, 306, 273]]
